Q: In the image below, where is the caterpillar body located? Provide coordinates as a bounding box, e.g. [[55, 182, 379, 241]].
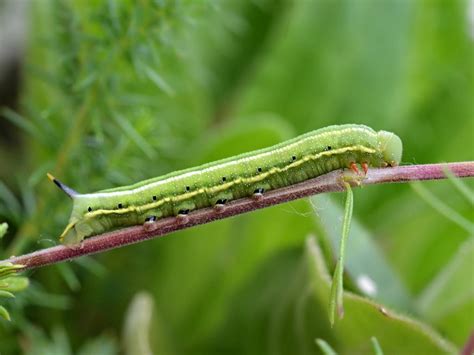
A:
[[50, 124, 402, 244]]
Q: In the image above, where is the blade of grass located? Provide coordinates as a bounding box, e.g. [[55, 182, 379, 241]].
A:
[[143, 66, 175, 96], [329, 181, 353, 326], [411, 182, 473, 233], [371, 336, 384, 355], [111, 112, 156, 159], [315, 339, 338, 355], [443, 166, 473, 204], [1, 108, 42, 140]]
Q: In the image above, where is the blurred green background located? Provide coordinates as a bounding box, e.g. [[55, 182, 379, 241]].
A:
[[0, 0, 472, 354]]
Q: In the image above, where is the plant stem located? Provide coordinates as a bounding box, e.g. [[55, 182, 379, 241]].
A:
[[3, 162, 474, 272]]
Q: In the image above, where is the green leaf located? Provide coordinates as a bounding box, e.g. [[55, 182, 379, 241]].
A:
[[0, 183, 22, 220], [0, 263, 25, 279], [23, 326, 73, 355], [0, 276, 29, 292], [123, 292, 154, 355], [312, 194, 413, 311], [417, 238, 474, 345], [77, 334, 117, 355], [143, 66, 175, 96], [0, 222, 7, 239], [411, 182, 473, 233], [56, 263, 81, 292], [0, 290, 15, 298], [111, 112, 156, 159], [0, 305, 11, 321], [0, 252, 28, 324], [371, 336, 384, 355], [1, 108, 42, 140], [316, 338, 338, 355], [306, 237, 458, 355], [443, 166, 473, 204]]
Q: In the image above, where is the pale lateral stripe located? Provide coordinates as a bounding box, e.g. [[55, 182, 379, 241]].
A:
[[79, 127, 376, 199]]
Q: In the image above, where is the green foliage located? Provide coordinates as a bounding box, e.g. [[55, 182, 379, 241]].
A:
[[0, 0, 472, 353], [315, 336, 386, 355], [417, 238, 474, 345], [0, 223, 28, 321], [23, 326, 117, 355], [122, 291, 154, 355], [371, 337, 384, 355], [316, 339, 338, 355], [306, 237, 457, 354]]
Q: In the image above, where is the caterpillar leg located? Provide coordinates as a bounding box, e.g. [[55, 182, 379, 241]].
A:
[[143, 216, 158, 232], [211, 191, 233, 212], [176, 209, 190, 223], [361, 162, 369, 175], [214, 198, 227, 212], [252, 188, 265, 201], [349, 162, 359, 175]]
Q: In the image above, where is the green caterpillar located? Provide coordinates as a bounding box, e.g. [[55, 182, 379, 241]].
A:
[[50, 124, 402, 244]]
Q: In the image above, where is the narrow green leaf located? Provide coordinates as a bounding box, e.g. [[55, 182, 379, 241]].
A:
[[72, 72, 98, 92], [371, 336, 384, 355], [0, 305, 11, 321], [311, 193, 413, 311], [417, 238, 474, 345], [0, 263, 25, 279], [443, 166, 473, 204], [143, 66, 175, 96], [75, 256, 107, 277], [27, 288, 71, 310], [0, 181, 22, 218], [418, 238, 474, 316], [306, 237, 458, 355], [411, 182, 473, 233], [329, 261, 342, 327], [112, 112, 156, 159], [123, 292, 154, 355], [57, 263, 81, 292], [315, 338, 338, 355], [77, 334, 118, 355], [329, 182, 353, 326], [1, 108, 42, 139], [0, 222, 7, 239], [0, 276, 29, 292], [0, 290, 15, 298]]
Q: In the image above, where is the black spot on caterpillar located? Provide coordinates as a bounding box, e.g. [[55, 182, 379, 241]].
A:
[[49, 124, 402, 244]]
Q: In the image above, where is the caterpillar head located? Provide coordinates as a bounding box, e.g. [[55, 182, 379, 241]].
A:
[[377, 130, 402, 166]]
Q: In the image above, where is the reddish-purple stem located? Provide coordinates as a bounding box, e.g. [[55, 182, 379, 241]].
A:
[[3, 161, 473, 271]]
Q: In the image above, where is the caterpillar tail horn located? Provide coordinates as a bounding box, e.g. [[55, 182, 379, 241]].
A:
[[47, 173, 79, 198]]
